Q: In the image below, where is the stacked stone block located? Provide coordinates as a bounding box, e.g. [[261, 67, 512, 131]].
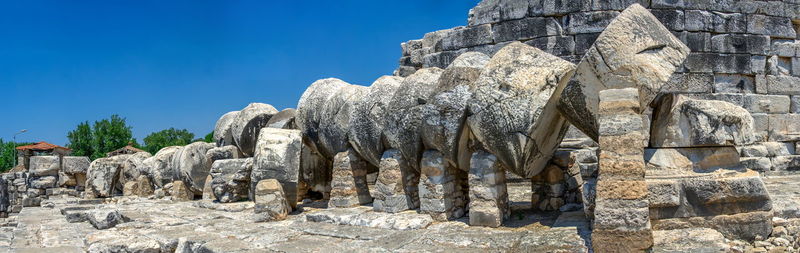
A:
[[372, 149, 419, 213], [531, 148, 595, 212], [328, 148, 374, 208], [396, 0, 800, 176], [468, 150, 510, 227], [592, 88, 653, 252], [418, 150, 464, 221]]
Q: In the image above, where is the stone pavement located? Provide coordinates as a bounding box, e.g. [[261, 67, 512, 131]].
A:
[[1, 176, 799, 252]]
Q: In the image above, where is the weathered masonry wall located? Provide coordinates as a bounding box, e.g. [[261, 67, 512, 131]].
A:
[[396, 0, 800, 175]]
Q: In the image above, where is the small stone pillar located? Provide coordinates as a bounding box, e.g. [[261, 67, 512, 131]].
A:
[[419, 150, 464, 220], [328, 148, 374, 208], [591, 88, 652, 252], [468, 150, 509, 227], [373, 149, 419, 212], [254, 179, 290, 222]]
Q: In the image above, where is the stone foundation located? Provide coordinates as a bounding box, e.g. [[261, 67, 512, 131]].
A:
[[468, 150, 509, 227], [373, 149, 419, 213], [328, 148, 374, 208]]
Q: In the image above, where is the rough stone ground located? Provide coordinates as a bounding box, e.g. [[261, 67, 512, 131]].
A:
[[0, 176, 798, 252]]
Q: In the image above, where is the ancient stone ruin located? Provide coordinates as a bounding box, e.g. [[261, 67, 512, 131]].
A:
[[2, 1, 800, 252]]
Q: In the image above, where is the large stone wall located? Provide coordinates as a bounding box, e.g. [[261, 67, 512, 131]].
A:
[[396, 0, 800, 175]]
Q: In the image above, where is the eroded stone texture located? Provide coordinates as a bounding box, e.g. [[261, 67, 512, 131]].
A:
[[267, 108, 297, 129], [384, 68, 443, 173], [118, 152, 152, 191], [329, 148, 374, 208], [141, 146, 182, 189], [349, 76, 404, 167], [419, 150, 464, 221], [467, 42, 575, 178], [373, 149, 419, 213], [592, 88, 653, 252], [254, 179, 291, 222], [420, 52, 489, 170], [296, 78, 350, 157], [317, 83, 369, 160], [558, 4, 690, 141], [86, 155, 131, 198], [468, 150, 509, 227], [210, 158, 253, 203], [29, 156, 60, 177], [651, 94, 756, 148], [170, 180, 194, 201], [231, 103, 278, 157], [62, 156, 90, 175], [171, 142, 215, 195], [213, 111, 240, 147], [252, 128, 302, 209], [0, 178, 8, 217]]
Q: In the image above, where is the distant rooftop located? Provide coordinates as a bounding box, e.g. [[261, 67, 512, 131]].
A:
[[15, 141, 71, 152]]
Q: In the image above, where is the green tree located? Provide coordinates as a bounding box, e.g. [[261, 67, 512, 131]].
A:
[[67, 121, 94, 157], [91, 115, 135, 159], [143, 128, 194, 154], [0, 139, 32, 172], [204, 131, 214, 143]]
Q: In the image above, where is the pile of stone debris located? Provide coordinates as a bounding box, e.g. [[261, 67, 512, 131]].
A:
[[3, 1, 800, 252]]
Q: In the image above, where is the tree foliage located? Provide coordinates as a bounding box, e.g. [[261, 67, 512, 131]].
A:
[[143, 128, 195, 154], [66, 115, 137, 160], [0, 139, 32, 172], [204, 131, 214, 143], [67, 121, 93, 157]]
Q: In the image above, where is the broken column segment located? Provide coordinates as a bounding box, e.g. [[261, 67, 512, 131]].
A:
[[419, 150, 464, 221], [328, 148, 374, 208], [551, 4, 689, 252], [214, 111, 240, 147], [468, 150, 509, 227], [230, 103, 278, 157], [557, 4, 690, 142], [252, 128, 302, 209], [650, 94, 756, 148], [467, 42, 576, 178], [171, 141, 215, 195], [210, 158, 253, 203], [592, 88, 653, 252], [348, 76, 404, 167], [372, 149, 419, 213]]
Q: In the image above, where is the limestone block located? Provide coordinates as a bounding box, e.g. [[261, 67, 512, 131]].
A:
[[651, 9, 684, 31], [765, 75, 800, 95], [574, 33, 599, 55], [169, 180, 193, 201], [468, 0, 529, 26], [681, 93, 790, 114], [650, 94, 756, 148], [659, 73, 713, 94], [296, 78, 350, 158], [491, 17, 561, 43], [420, 52, 489, 170], [747, 14, 796, 39], [0, 178, 7, 214], [530, 0, 588, 16], [651, 211, 773, 242], [524, 35, 575, 56], [210, 158, 253, 203], [384, 68, 443, 173], [213, 111, 239, 147], [711, 12, 746, 33], [205, 145, 242, 172], [768, 114, 800, 141], [558, 4, 690, 141], [141, 146, 182, 189], [88, 209, 129, 230], [171, 142, 215, 195], [565, 11, 619, 34], [29, 156, 60, 177], [771, 155, 800, 173], [440, 24, 493, 51], [57, 172, 76, 187], [763, 142, 795, 157], [86, 155, 129, 198], [468, 42, 575, 178], [254, 179, 290, 222], [230, 103, 278, 157], [118, 152, 152, 190], [770, 40, 800, 57], [737, 145, 769, 158], [62, 156, 90, 175], [349, 76, 403, 167], [419, 150, 463, 221], [328, 148, 374, 208], [711, 34, 769, 55], [266, 108, 296, 129], [712, 74, 754, 94], [373, 149, 419, 213], [252, 128, 302, 208], [29, 176, 56, 189], [468, 150, 509, 227], [202, 175, 213, 200]]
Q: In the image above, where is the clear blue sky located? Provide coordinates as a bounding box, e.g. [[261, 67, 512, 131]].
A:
[[0, 1, 480, 145]]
